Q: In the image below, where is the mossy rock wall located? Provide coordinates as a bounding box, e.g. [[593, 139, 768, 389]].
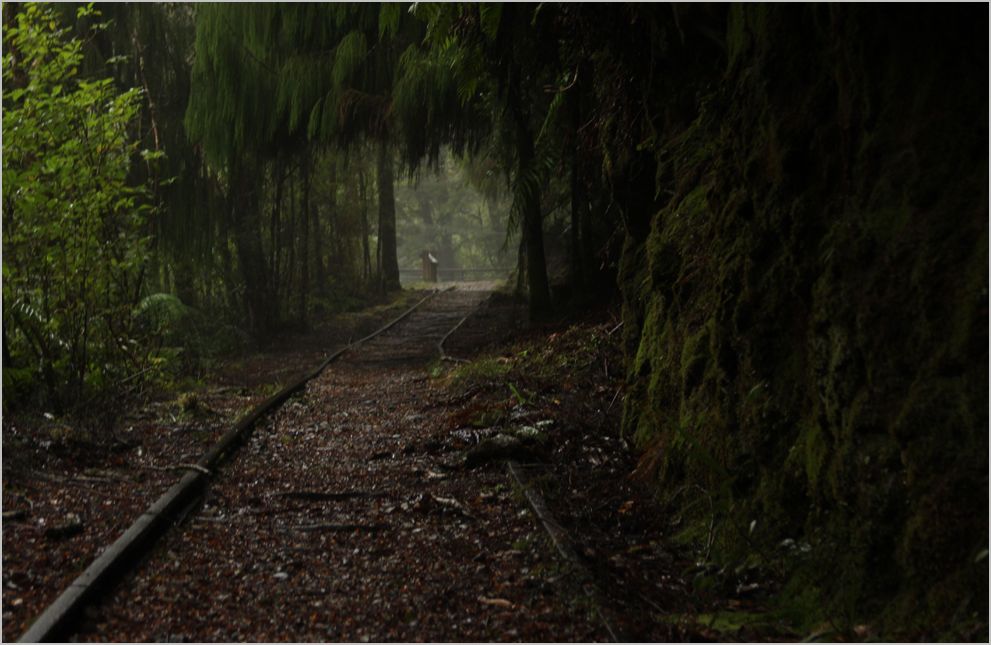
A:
[[619, 5, 987, 637]]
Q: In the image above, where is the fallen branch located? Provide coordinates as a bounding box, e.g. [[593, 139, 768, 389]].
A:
[[293, 522, 389, 532], [73, 475, 120, 485], [420, 493, 474, 519], [192, 515, 229, 524], [138, 463, 213, 476], [10, 469, 103, 490], [242, 507, 303, 517], [271, 490, 389, 502]]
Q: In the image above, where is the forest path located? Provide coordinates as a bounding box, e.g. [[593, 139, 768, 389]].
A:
[[75, 285, 605, 642]]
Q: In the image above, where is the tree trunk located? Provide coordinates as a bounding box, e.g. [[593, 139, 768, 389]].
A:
[[568, 81, 588, 296], [269, 160, 284, 306], [285, 176, 296, 305], [313, 158, 330, 296], [299, 154, 310, 323], [231, 161, 274, 335], [508, 64, 551, 317], [376, 143, 401, 292], [174, 255, 197, 308], [360, 166, 372, 284], [438, 209, 456, 273]]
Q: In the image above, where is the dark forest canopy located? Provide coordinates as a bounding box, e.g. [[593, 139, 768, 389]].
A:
[[2, 3, 986, 639]]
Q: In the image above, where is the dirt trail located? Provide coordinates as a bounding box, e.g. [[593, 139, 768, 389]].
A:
[[75, 286, 604, 642]]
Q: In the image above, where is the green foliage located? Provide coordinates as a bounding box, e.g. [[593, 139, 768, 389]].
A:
[[446, 356, 511, 392], [2, 3, 159, 412], [134, 293, 192, 337], [94, 4, 226, 305]]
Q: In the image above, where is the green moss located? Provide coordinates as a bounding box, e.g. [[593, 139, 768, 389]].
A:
[[446, 356, 511, 392], [725, 5, 749, 71], [617, 4, 987, 639], [680, 323, 711, 397], [695, 610, 783, 636]]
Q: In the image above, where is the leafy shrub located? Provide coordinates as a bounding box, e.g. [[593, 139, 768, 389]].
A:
[[2, 3, 158, 413], [134, 293, 249, 376]]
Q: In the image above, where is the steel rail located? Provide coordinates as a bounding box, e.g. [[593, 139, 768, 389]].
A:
[[18, 289, 444, 643], [507, 460, 626, 643]]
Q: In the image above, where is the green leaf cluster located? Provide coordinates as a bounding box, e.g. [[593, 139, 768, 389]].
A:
[[2, 3, 159, 412]]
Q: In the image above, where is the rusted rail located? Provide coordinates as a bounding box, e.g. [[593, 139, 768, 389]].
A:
[[19, 289, 454, 643], [507, 461, 626, 642]]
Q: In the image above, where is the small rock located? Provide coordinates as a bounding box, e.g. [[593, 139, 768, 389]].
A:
[[465, 433, 543, 468], [44, 513, 83, 540], [513, 424, 549, 443], [273, 571, 289, 580]]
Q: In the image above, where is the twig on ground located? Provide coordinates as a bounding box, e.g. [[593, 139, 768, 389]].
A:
[[606, 387, 623, 413], [292, 522, 389, 532], [138, 463, 212, 476], [192, 515, 229, 524], [270, 490, 389, 502]]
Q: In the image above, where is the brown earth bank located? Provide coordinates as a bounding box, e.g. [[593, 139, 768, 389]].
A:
[[4, 284, 798, 642]]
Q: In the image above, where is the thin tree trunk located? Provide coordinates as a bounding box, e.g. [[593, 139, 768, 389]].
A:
[[515, 234, 527, 296], [269, 160, 284, 307], [359, 165, 372, 284], [438, 208, 455, 272], [568, 80, 587, 295], [286, 173, 296, 306], [217, 191, 238, 316], [311, 202, 325, 296], [231, 160, 273, 335], [569, 157, 585, 292], [299, 154, 310, 323], [313, 158, 330, 296], [375, 227, 382, 292], [174, 255, 196, 308], [376, 142, 400, 292], [508, 64, 551, 317]]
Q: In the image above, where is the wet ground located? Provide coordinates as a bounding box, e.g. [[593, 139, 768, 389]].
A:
[[4, 284, 793, 641]]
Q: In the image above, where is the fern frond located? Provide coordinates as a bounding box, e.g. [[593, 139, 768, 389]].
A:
[[332, 30, 368, 89], [378, 3, 401, 41]]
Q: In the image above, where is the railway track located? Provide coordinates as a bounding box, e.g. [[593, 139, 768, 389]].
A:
[[17, 285, 513, 643], [344, 288, 490, 366]]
